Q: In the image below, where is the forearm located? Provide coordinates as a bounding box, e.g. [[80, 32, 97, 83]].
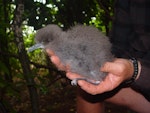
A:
[[131, 59, 150, 101]]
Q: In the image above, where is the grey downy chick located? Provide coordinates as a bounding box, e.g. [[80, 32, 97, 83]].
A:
[[28, 24, 114, 85]]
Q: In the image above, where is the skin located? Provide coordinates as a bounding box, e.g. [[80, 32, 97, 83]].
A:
[[77, 88, 104, 113]]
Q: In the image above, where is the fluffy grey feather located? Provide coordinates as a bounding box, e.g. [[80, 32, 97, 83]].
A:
[[28, 24, 114, 85]]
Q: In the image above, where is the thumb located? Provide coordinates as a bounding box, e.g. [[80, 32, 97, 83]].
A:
[[100, 62, 121, 75]]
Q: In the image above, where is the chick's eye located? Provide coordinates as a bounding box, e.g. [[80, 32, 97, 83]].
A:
[[48, 36, 54, 42], [44, 33, 55, 42], [41, 36, 54, 44]]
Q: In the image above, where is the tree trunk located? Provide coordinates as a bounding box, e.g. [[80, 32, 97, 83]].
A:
[[0, 0, 13, 82], [12, 0, 39, 113]]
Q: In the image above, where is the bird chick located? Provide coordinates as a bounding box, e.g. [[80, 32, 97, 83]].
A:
[[28, 24, 114, 85]]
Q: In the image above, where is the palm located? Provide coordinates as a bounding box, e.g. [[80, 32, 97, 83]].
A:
[[66, 72, 123, 95]]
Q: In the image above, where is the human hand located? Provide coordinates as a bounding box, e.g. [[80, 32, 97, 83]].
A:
[[66, 58, 135, 95], [46, 49, 137, 95]]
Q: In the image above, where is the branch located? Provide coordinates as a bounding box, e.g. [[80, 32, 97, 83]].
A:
[[46, 75, 66, 87], [0, 51, 19, 59], [12, 1, 39, 112], [97, 0, 113, 21], [30, 61, 66, 77]]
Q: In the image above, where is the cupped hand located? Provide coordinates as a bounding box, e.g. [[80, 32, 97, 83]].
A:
[[66, 59, 134, 95], [46, 49, 134, 95]]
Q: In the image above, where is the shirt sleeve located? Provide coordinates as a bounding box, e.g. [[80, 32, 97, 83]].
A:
[[129, 0, 150, 101], [131, 55, 150, 101], [112, 0, 150, 101]]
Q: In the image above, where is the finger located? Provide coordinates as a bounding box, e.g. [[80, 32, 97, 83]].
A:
[[46, 49, 55, 56], [78, 80, 110, 95], [50, 55, 72, 71], [78, 73, 122, 95], [51, 56, 66, 70], [50, 56, 61, 66], [100, 62, 121, 75], [66, 72, 82, 80]]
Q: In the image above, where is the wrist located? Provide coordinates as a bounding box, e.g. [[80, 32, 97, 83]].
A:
[[124, 58, 141, 84], [136, 60, 141, 80]]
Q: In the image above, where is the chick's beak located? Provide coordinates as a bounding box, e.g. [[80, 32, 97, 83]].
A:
[[28, 43, 44, 52]]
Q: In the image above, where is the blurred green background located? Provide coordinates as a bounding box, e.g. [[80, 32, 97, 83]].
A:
[[0, 0, 135, 113]]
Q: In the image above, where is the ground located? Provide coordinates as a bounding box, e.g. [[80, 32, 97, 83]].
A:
[[5, 79, 137, 113], [38, 82, 137, 113]]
